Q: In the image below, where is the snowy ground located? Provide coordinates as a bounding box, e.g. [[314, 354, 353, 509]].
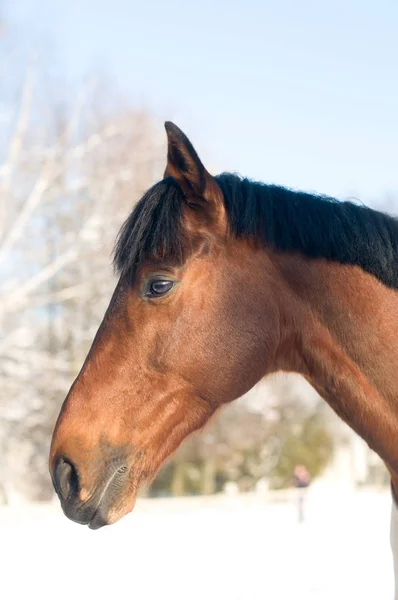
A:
[[0, 485, 393, 600]]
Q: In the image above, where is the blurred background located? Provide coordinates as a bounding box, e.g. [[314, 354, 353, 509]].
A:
[[0, 1, 397, 599]]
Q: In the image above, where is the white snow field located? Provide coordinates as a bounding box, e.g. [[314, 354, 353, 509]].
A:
[[0, 485, 393, 600]]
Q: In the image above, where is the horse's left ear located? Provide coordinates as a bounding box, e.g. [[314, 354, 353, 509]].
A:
[[164, 121, 224, 221]]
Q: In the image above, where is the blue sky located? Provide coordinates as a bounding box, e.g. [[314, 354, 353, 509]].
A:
[[5, 0, 398, 205]]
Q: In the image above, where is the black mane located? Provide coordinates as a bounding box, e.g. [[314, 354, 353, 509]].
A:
[[114, 173, 398, 289]]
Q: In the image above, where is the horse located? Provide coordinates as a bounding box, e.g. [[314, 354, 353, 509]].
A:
[[50, 122, 398, 594]]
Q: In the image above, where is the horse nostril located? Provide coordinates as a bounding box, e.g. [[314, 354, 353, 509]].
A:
[[53, 457, 79, 501]]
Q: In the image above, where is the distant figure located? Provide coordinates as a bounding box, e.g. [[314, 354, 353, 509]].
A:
[[293, 465, 311, 523]]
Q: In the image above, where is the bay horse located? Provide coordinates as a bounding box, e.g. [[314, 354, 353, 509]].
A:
[[50, 122, 398, 593]]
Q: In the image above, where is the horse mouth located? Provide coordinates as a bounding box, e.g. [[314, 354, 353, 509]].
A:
[[88, 468, 135, 529], [87, 504, 109, 530], [87, 490, 136, 530]]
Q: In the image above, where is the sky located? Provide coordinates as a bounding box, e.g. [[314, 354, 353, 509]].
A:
[[4, 0, 398, 205]]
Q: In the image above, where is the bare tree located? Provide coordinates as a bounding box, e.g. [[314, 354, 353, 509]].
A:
[[0, 58, 165, 501]]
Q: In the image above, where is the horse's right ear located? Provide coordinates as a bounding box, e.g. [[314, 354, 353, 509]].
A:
[[163, 122, 225, 226], [164, 121, 210, 199]]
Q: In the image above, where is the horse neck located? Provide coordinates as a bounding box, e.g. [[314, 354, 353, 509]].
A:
[[271, 251, 398, 477]]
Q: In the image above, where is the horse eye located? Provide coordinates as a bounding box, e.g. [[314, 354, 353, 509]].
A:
[[148, 280, 174, 297]]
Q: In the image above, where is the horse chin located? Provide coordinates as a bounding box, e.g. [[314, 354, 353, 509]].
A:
[[108, 494, 137, 526], [88, 493, 137, 530]]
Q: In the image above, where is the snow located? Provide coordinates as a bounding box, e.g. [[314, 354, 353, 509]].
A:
[[0, 486, 393, 600]]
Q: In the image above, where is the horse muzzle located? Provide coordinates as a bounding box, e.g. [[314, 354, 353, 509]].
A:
[[51, 455, 133, 529]]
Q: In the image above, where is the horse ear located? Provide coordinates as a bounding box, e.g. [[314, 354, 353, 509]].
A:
[[164, 122, 223, 217]]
